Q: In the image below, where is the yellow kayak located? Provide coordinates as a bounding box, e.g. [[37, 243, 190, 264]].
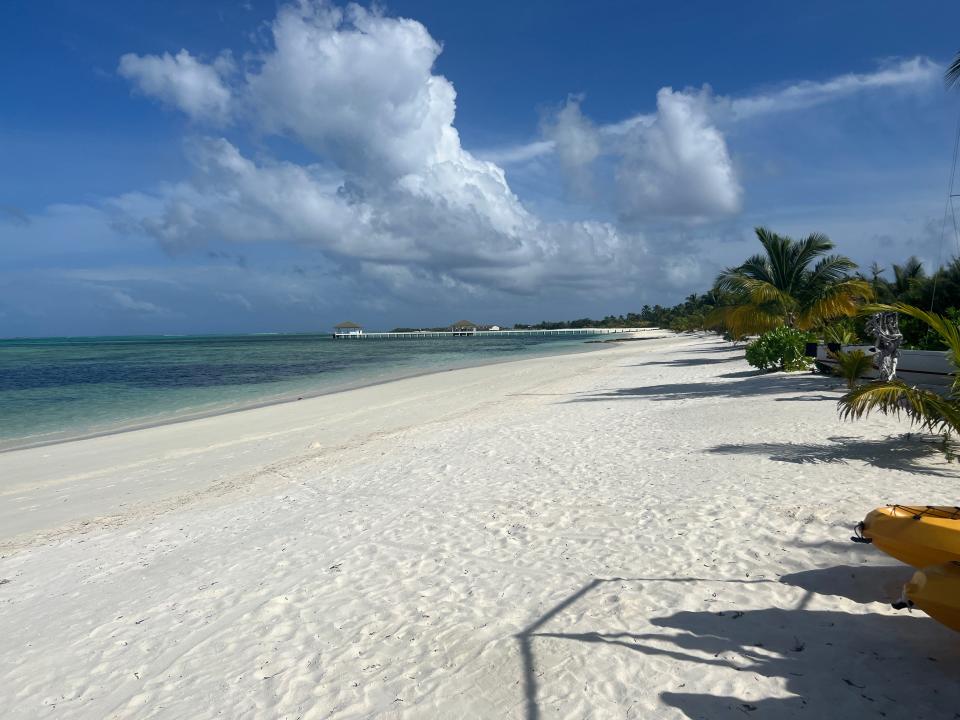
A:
[[900, 562, 960, 632], [855, 505, 960, 568]]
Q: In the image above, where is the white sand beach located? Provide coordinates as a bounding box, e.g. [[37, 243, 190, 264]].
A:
[[2, 333, 959, 719]]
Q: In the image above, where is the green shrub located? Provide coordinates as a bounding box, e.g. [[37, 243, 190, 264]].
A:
[[745, 326, 815, 372], [821, 318, 860, 346], [831, 349, 873, 388]]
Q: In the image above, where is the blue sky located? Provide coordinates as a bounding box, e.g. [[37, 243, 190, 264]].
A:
[[3, 0, 960, 336]]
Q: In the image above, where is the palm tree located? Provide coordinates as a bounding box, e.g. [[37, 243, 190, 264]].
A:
[[839, 303, 960, 435], [868, 261, 886, 280], [891, 256, 925, 298], [711, 227, 873, 337], [864, 261, 890, 302]]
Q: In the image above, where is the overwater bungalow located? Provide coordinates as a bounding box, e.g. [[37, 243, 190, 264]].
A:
[[449, 320, 477, 336], [333, 321, 364, 338]]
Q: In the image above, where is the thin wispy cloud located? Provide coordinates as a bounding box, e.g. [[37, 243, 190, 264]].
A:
[[108, 288, 167, 314], [481, 57, 941, 165]]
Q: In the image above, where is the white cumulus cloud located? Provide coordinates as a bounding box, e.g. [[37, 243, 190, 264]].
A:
[[542, 96, 601, 199], [485, 57, 939, 221], [117, 1, 654, 298], [511, 88, 742, 222], [246, 2, 456, 181], [118, 49, 233, 123], [616, 87, 741, 221]]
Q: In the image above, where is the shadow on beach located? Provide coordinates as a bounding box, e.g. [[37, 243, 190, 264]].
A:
[[654, 605, 954, 720], [516, 573, 960, 720], [680, 343, 746, 354], [706, 434, 954, 476], [629, 357, 742, 368], [568, 372, 837, 403], [717, 369, 763, 379]]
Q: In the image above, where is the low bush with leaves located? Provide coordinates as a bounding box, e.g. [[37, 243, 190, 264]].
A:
[[745, 326, 816, 372], [821, 318, 861, 346], [831, 348, 873, 388]]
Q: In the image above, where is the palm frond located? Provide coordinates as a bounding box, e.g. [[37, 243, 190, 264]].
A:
[[807, 254, 858, 289], [754, 227, 797, 291], [715, 268, 753, 296], [947, 51, 960, 88], [793, 232, 836, 279], [862, 302, 960, 372], [737, 254, 775, 283], [709, 303, 784, 338], [831, 349, 873, 388], [737, 278, 794, 308], [798, 279, 874, 329], [839, 380, 960, 435], [822, 318, 860, 345]]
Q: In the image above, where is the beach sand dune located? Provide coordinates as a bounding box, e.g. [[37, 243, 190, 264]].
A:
[[2, 334, 959, 719]]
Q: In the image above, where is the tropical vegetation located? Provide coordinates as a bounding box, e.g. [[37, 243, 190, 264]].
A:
[[855, 257, 960, 348], [744, 326, 815, 372], [831, 349, 873, 389], [483, 223, 960, 353], [838, 303, 960, 437], [711, 227, 873, 338], [637, 243, 960, 351]]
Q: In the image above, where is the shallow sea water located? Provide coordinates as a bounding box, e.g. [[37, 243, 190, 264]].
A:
[[0, 333, 597, 449]]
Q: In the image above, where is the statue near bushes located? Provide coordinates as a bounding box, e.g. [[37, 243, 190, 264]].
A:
[[865, 311, 902, 381]]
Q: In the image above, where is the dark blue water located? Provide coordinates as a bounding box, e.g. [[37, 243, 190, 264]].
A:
[[0, 333, 597, 449]]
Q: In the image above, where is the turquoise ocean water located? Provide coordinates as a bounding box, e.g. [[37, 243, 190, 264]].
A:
[[0, 333, 599, 450]]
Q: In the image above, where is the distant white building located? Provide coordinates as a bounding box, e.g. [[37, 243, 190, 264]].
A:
[[489, 325, 501, 331]]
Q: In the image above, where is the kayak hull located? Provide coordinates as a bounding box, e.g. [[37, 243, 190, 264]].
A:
[[861, 505, 960, 569], [905, 562, 960, 633]]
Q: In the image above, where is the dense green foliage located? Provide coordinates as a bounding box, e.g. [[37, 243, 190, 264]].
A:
[[744, 326, 816, 372], [512, 314, 650, 330], [650, 250, 960, 348], [634, 293, 731, 333]]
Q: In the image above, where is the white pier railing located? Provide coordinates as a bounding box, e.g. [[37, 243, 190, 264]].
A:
[[332, 327, 650, 339]]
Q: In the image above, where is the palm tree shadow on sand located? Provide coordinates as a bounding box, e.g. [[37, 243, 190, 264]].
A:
[[707, 434, 956, 477], [515, 573, 960, 720], [629, 357, 742, 368], [567, 373, 841, 404]]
